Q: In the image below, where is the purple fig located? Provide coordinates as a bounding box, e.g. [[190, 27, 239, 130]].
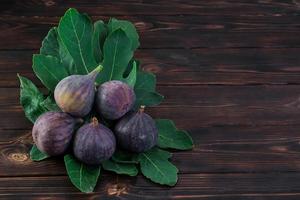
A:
[[32, 111, 82, 156], [115, 106, 158, 153], [73, 117, 116, 165], [96, 80, 135, 120], [54, 66, 102, 117]]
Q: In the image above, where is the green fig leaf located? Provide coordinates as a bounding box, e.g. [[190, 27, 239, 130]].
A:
[[138, 148, 178, 186], [134, 69, 163, 108], [102, 160, 138, 176], [98, 29, 133, 84], [57, 36, 76, 74], [156, 119, 194, 150], [134, 90, 164, 108], [122, 60, 137, 87], [124, 59, 138, 77], [32, 54, 69, 91], [135, 69, 156, 91], [40, 27, 75, 74], [152, 148, 173, 159], [108, 18, 139, 50], [112, 150, 139, 164], [58, 8, 97, 74], [41, 95, 61, 111], [92, 20, 107, 63], [64, 154, 101, 193], [18, 75, 48, 123], [30, 145, 49, 161], [40, 27, 60, 58]]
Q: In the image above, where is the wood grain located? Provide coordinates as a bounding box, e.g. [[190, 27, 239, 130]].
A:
[[0, 173, 300, 199], [1, 0, 300, 16], [2, 15, 300, 49], [3, 48, 300, 87], [1, 0, 300, 199], [8, 48, 300, 73]]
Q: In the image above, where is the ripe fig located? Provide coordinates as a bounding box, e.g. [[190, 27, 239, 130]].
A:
[[32, 112, 82, 156], [73, 117, 116, 165], [115, 106, 158, 153], [96, 80, 135, 120], [54, 66, 102, 117]]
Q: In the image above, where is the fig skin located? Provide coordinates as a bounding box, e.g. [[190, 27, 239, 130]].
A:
[[115, 106, 158, 153], [96, 80, 136, 120], [54, 66, 102, 117], [73, 117, 116, 165], [32, 112, 82, 156]]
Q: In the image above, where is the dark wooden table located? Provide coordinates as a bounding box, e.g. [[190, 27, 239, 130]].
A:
[[2, 0, 300, 199]]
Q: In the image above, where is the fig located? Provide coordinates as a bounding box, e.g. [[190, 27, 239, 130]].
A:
[[32, 111, 82, 156], [115, 106, 158, 153], [54, 66, 102, 117], [73, 117, 116, 165], [96, 80, 135, 120]]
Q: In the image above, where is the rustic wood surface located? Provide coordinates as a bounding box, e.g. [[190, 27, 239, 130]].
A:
[[1, 0, 300, 199]]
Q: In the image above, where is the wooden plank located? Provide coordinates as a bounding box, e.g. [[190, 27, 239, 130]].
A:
[[2, 85, 300, 128], [8, 48, 300, 73], [4, 48, 300, 87], [2, 15, 300, 49], [1, 0, 300, 16], [0, 173, 300, 199], [2, 0, 300, 199], [11, 71, 300, 88], [1, 125, 300, 176]]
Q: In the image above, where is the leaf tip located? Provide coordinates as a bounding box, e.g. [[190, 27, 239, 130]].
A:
[[66, 7, 78, 13], [17, 73, 24, 87]]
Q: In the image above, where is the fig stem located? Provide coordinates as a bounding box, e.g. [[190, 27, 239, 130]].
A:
[[139, 105, 145, 113], [92, 117, 99, 127], [89, 65, 103, 80]]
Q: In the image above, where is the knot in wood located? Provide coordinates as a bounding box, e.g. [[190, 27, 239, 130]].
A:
[[42, 0, 55, 7], [106, 183, 128, 196], [8, 153, 29, 162]]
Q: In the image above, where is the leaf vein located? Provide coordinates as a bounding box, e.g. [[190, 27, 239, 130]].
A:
[[142, 154, 166, 179], [109, 33, 120, 80], [70, 13, 89, 73]]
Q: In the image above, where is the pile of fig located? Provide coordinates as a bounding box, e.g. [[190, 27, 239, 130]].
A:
[[32, 66, 158, 165]]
